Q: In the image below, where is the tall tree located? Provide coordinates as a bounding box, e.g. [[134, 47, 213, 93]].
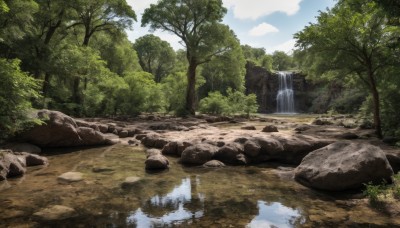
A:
[[295, 0, 398, 138], [68, 0, 136, 109], [133, 34, 176, 82], [142, 0, 236, 115]]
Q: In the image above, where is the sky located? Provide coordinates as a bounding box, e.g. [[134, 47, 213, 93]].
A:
[[126, 0, 336, 54]]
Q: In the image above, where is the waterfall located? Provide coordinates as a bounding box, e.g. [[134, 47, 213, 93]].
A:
[[276, 72, 295, 113]]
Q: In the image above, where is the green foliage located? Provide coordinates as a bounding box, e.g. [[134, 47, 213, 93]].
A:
[[133, 34, 176, 82], [119, 71, 165, 116], [363, 182, 385, 203], [200, 36, 246, 97], [199, 88, 259, 117], [199, 91, 229, 115], [271, 51, 295, 71], [0, 58, 41, 140]]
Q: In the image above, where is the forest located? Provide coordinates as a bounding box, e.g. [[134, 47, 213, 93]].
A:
[[0, 0, 399, 141]]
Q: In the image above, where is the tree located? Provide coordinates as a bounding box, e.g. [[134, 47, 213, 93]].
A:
[[294, 0, 398, 138], [133, 34, 176, 82], [142, 0, 237, 115], [68, 0, 136, 46], [271, 51, 294, 71], [200, 38, 246, 97]]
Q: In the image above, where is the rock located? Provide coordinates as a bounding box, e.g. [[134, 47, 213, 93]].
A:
[[3, 143, 41, 154], [0, 150, 26, 180], [203, 160, 225, 168], [33, 205, 77, 221], [141, 133, 169, 149], [262, 125, 279, 132], [24, 153, 48, 166], [121, 176, 142, 188], [338, 132, 359, 140], [127, 139, 140, 146], [146, 149, 162, 158], [383, 136, 398, 145], [180, 143, 219, 165], [243, 140, 260, 157], [214, 143, 245, 165], [118, 130, 129, 138], [92, 167, 114, 173], [312, 118, 333, 125], [294, 124, 311, 132], [271, 135, 331, 165], [294, 142, 394, 191], [161, 140, 193, 156], [98, 124, 109, 133], [57, 172, 83, 183], [145, 155, 169, 169], [20, 110, 114, 147], [385, 150, 400, 173], [241, 125, 256, 130]]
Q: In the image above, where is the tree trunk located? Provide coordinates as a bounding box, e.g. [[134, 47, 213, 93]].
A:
[[367, 70, 382, 138], [185, 59, 197, 115]]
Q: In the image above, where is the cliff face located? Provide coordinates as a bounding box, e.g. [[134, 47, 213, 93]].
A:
[[245, 63, 310, 113]]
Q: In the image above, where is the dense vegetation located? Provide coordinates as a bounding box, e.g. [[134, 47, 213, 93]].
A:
[[0, 0, 399, 142]]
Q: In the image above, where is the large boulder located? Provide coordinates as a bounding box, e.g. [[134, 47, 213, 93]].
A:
[[20, 110, 114, 147], [294, 141, 394, 191], [180, 143, 219, 165], [161, 141, 192, 156]]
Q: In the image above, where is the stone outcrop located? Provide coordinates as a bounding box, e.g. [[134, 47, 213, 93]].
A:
[[19, 110, 115, 147], [294, 141, 394, 191]]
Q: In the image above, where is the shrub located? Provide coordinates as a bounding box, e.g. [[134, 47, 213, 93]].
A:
[[199, 91, 229, 115], [0, 58, 41, 141]]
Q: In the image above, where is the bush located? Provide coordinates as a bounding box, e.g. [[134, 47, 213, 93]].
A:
[[0, 58, 41, 141], [199, 89, 259, 117], [199, 91, 229, 115]]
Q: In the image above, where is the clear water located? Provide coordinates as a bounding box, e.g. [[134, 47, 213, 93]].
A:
[[1, 143, 399, 227], [276, 72, 295, 114]]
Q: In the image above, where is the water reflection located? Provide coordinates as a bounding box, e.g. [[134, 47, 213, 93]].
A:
[[247, 201, 304, 228], [126, 177, 205, 227]]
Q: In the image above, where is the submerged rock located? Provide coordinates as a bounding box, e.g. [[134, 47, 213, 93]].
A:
[[203, 160, 225, 168], [33, 205, 77, 221], [121, 176, 142, 189], [294, 141, 393, 191], [57, 172, 83, 183]]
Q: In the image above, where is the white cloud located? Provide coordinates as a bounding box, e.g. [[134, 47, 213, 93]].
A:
[[223, 0, 303, 20], [268, 39, 296, 54], [249, 23, 279, 36]]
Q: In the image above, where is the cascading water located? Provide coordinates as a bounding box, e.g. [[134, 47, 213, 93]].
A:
[[276, 72, 295, 113]]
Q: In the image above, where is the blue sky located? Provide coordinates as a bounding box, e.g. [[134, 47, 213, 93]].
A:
[[126, 0, 335, 53]]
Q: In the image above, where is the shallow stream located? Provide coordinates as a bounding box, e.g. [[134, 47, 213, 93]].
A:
[[1, 134, 400, 227]]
